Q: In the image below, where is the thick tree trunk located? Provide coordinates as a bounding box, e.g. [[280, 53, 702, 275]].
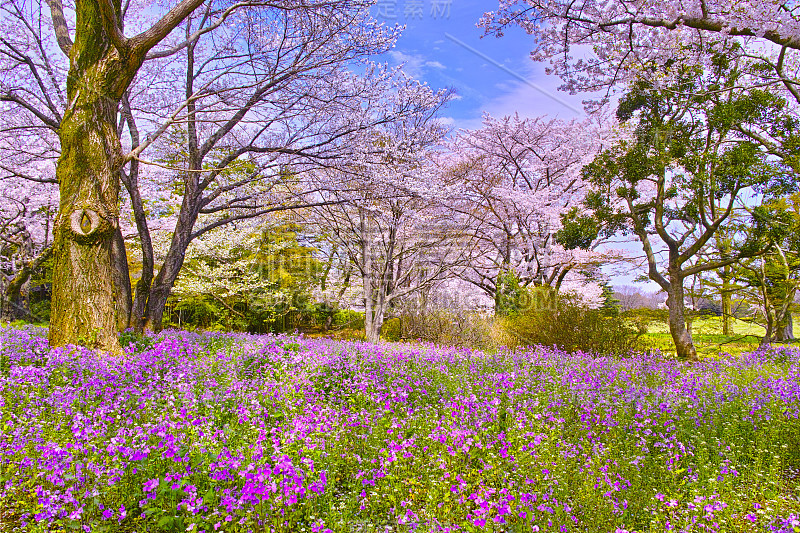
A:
[[48, 1, 142, 353], [365, 305, 384, 343], [50, 100, 124, 352], [2, 279, 31, 322], [665, 277, 698, 361], [775, 310, 794, 342]]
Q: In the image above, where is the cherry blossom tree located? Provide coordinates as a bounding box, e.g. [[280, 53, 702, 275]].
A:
[[122, 63, 446, 332], [0, 0, 448, 348], [450, 113, 610, 311], [306, 111, 469, 342], [481, 0, 800, 169], [0, 177, 56, 321], [481, 0, 800, 98], [0, 0, 257, 350]]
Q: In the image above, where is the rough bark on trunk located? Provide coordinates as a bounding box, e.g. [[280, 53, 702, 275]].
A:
[[44, 0, 206, 349], [365, 304, 385, 343], [665, 277, 699, 361], [775, 311, 794, 342], [2, 279, 31, 322], [50, 94, 124, 352], [111, 225, 132, 330], [48, 0, 141, 352]]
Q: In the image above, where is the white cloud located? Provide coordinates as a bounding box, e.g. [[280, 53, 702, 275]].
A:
[[388, 50, 447, 79], [481, 61, 586, 120]]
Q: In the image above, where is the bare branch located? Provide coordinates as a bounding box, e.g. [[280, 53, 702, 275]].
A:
[[45, 0, 72, 56]]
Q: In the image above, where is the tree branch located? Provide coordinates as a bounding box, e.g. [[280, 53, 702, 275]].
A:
[[128, 0, 209, 57], [45, 0, 73, 56]]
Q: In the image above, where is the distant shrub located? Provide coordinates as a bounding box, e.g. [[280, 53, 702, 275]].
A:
[[400, 310, 494, 348], [500, 296, 645, 355], [698, 300, 722, 316], [381, 317, 402, 342], [332, 309, 364, 330], [622, 307, 669, 330]]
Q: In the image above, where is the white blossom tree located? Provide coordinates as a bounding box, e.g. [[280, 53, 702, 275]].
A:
[[449, 113, 611, 311], [306, 110, 471, 342]]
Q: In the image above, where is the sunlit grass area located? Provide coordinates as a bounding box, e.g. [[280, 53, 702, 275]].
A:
[[638, 316, 800, 358]]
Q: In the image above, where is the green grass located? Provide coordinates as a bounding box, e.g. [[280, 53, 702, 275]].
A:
[[639, 315, 799, 358]]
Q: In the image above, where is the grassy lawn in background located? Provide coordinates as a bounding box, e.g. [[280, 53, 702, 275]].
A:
[[638, 316, 800, 358]]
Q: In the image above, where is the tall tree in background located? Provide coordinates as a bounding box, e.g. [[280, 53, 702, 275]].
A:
[[451, 114, 609, 310], [577, 60, 781, 360], [308, 115, 464, 342], [482, 0, 800, 169], [0, 179, 55, 321], [119, 22, 434, 332], [736, 194, 800, 343]]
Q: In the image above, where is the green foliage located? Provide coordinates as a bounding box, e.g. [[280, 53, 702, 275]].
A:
[[331, 309, 364, 329], [494, 270, 527, 316], [577, 55, 790, 259], [28, 300, 50, 322], [735, 192, 800, 338], [556, 207, 601, 250], [165, 222, 336, 334], [398, 309, 495, 348], [118, 330, 156, 353], [500, 295, 644, 355], [381, 317, 402, 341], [598, 281, 621, 316], [623, 307, 670, 330]]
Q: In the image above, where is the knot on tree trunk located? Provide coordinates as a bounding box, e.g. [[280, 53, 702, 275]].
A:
[[68, 208, 114, 243]]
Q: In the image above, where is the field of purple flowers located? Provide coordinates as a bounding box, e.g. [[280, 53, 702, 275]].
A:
[[1, 325, 800, 532]]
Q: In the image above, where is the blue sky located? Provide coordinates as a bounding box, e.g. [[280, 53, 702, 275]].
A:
[[370, 0, 587, 130], [367, 2, 658, 291]]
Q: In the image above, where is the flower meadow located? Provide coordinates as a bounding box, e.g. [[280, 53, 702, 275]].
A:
[[2, 326, 800, 532]]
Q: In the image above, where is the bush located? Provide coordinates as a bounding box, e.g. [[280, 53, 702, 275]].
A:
[[331, 309, 364, 330], [400, 310, 494, 348], [500, 296, 645, 355], [381, 317, 402, 341], [622, 307, 669, 330]]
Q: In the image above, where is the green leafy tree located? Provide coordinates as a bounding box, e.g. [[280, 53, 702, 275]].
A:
[[167, 221, 323, 332], [736, 194, 800, 343], [573, 58, 784, 360]]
